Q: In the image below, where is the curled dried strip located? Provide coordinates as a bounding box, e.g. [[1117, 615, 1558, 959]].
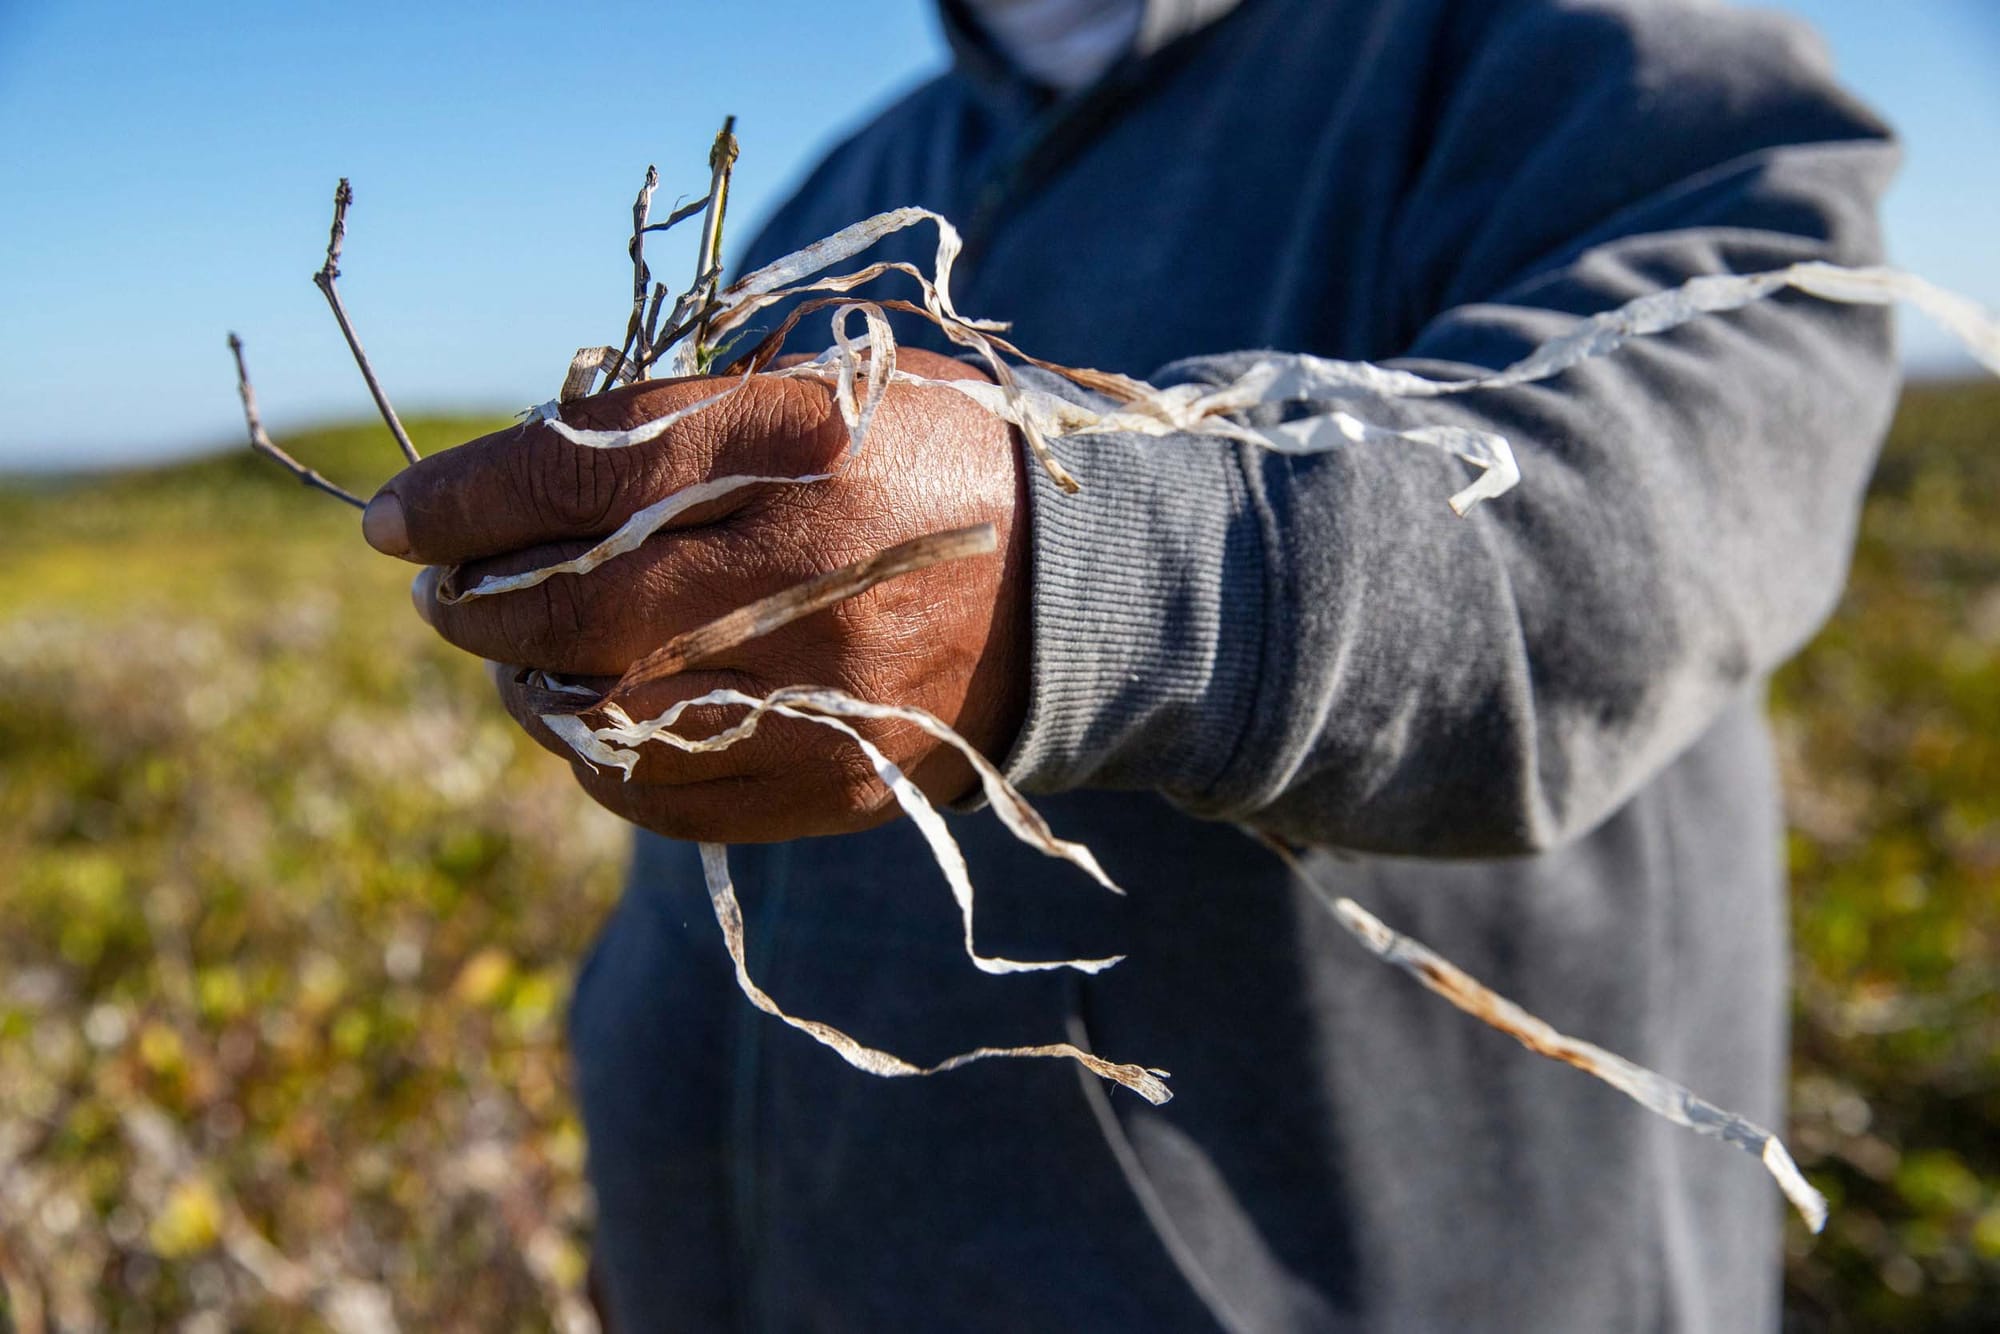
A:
[[828, 301, 897, 454], [560, 346, 627, 402], [927, 372, 1523, 515], [750, 686, 1120, 895], [697, 842, 1171, 1103], [705, 208, 1083, 491], [718, 256, 1007, 350], [559, 686, 1112, 888], [1452, 263, 2000, 393], [719, 206, 977, 319], [1257, 835, 1829, 1232], [764, 703, 1123, 976], [1787, 263, 2000, 371], [540, 685, 1124, 973], [1233, 398, 1520, 515], [1173, 264, 2000, 407], [541, 687, 758, 776], [539, 365, 762, 451]]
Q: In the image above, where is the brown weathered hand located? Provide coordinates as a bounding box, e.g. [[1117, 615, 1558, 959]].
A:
[[360, 348, 1029, 842]]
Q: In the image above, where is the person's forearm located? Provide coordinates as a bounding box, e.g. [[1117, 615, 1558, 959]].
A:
[[1005, 149, 1898, 855]]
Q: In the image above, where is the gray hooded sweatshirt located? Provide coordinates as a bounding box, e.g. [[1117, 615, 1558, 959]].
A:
[[571, 0, 1899, 1328]]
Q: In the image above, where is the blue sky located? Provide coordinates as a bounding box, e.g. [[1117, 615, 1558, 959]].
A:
[[1, 0, 1994, 471]]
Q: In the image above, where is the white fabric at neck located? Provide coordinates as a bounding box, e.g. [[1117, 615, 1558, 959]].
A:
[[963, 0, 1146, 93]]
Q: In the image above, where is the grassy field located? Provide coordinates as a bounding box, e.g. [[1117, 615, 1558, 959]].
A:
[[0, 420, 625, 1332], [1, 389, 1995, 1330], [1773, 382, 2000, 1331]]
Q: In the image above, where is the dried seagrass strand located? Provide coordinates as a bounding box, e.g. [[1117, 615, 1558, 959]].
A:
[[599, 525, 996, 703], [442, 470, 828, 604], [697, 843, 1171, 1103], [513, 525, 1000, 717], [1255, 834, 1829, 1232], [540, 687, 1135, 979]]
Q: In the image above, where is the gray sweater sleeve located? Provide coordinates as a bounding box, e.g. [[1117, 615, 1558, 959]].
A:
[[1002, 5, 1902, 856]]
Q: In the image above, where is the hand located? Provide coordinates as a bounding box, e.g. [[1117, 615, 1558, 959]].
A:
[[361, 349, 1029, 842]]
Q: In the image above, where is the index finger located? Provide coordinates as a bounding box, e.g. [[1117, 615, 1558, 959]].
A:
[[360, 372, 843, 565]]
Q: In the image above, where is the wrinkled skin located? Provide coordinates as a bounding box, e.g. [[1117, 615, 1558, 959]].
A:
[[362, 349, 1029, 842]]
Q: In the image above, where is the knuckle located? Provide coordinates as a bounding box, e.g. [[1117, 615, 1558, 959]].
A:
[[735, 378, 838, 466], [494, 573, 593, 666], [522, 435, 631, 534]]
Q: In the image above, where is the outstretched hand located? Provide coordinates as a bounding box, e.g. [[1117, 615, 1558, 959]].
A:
[[360, 349, 1029, 843]]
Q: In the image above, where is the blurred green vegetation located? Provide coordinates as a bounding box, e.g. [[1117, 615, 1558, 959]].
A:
[[1773, 381, 2000, 1332], [0, 388, 1994, 1329], [1, 418, 625, 1331]]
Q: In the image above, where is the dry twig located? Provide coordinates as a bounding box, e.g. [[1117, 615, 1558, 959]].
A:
[[606, 165, 660, 386], [226, 333, 366, 508], [312, 179, 421, 465], [642, 194, 711, 236], [690, 115, 740, 361]]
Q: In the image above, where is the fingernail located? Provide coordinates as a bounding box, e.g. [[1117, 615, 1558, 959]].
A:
[[363, 490, 410, 557], [410, 568, 438, 627]]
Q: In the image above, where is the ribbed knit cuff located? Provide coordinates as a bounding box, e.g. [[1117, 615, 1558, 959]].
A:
[[1001, 426, 1268, 806]]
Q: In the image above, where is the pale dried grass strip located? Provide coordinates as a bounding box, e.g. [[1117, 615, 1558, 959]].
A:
[[1259, 836, 1828, 1231], [445, 471, 826, 603], [814, 302, 899, 459], [720, 207, 974, 316], [591, 525, 998, 703], [538, 366, 761, 451], [563, 686, 1103, 879], [1186, 264, 1999, 407], [927, 372, 1522, 516], [542, 685, 1123, 976], [573, 686, 1114, 889], [698, 842, 1170, 1103], [764, 703, 1123, 976], [707, 208, 1081, 491]]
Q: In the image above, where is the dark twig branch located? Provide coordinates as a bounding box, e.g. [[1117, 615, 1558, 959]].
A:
[[227, 334, 366, 509], [640, 264, 723, 374], [312, 178, 421, 465], [641, 280, 670, 357], [642, 194, 711, 235], [608, 165, 660, 387]]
